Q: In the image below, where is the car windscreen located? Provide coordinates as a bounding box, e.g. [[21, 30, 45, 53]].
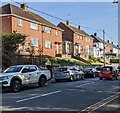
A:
[[57, 68, 67, 71], [4, 66, 23, 73], [85, 68, 92, 71], [101, 67, 112, 71]]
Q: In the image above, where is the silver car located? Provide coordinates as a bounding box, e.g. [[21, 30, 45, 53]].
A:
[[54, 66, 84, 82]]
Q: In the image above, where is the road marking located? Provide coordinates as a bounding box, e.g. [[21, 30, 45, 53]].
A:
[[16, 90, 61, 103], [76, 82, 94, 88], [81, 93, 119, 112]]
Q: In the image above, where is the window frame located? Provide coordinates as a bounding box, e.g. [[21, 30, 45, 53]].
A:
[[18, 19, 23, 26], [45, 41, 52, 49], [30, 23, 39, 30]]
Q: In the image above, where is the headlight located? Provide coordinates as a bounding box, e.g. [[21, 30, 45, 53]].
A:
[[2, 76, 9, 80]]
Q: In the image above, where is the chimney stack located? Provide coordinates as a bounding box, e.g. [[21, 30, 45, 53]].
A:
[[94, 32, 97, 37], [66, 20, 69, 25], [78, 25, 81, 30], [21, 3, 28, 11]]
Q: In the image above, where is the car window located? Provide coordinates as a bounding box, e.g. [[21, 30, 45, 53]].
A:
[[57, 68, 67, 71], [101, 67, 112, 71], [4, 66, 23, 73], [30, 66, 37, 72], [22, 66, 30, 73]]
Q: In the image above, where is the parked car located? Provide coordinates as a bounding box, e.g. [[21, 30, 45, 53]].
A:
[[99, 66, 119, 80], [84, 68, 98, 78], [54, 66, 84, 82], [0, 65, 51, 92]]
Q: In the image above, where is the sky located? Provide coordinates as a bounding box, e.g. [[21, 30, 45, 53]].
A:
[[1, 1, 119, 45]]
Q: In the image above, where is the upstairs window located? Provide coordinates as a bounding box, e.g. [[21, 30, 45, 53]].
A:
[[45, 41, 52, 48], [44, 27, 51, 34], [31, 38, 39, 47], [56, 30, 59, 36], [78, 35, 83, 40], [18, 19, 22, 26], [30, 23, 38, 30], [86, 37, 90, 42]]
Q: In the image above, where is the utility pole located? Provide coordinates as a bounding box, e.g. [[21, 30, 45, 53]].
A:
[[103, 30, 106, 67]]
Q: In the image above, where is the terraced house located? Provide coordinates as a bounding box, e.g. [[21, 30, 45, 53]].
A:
[[58, 21, 94, 61], [0, 3, 63, 58]]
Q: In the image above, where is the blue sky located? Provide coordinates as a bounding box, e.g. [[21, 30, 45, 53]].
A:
[[1, 1, 118, 45]]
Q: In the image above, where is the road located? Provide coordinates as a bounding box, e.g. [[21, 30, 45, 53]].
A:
[[1, 77, 120, 113]]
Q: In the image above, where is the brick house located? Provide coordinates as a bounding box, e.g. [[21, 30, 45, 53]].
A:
[[0, 4, 63, 58], [58, 21, 93, 60]]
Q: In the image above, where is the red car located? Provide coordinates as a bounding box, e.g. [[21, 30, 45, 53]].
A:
[[99, 66, 119, 80]]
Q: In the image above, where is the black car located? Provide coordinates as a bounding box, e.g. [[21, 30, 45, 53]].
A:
[[84, 68, 99, 78]]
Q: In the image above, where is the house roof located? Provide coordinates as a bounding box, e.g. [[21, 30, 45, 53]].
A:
[[106, 42, 119, 49], [91, 35, 103, 43], [60, 22, 91, 37], [0, 4, 63, 31]]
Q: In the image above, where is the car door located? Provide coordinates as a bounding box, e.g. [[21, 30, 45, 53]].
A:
[[29, 66, 40, 83], [21, 66, 32, 84]]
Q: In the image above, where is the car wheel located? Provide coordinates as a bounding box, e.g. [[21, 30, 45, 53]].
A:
[[99, 77, 102, 80], [111, 76, 116, 81], [55, 79, 60, 83], [93, 73, 96, 78], [10, 80, 21, 92], [81, 74, 85, 80], [70, 75, 74, 82], [38, 77, 46, 87]]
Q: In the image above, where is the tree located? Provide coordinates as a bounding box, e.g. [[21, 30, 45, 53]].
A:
[[2, 33, 26, 69]]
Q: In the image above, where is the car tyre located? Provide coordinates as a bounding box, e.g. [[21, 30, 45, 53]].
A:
[[70, 75, 74, 82], [55, 79, 60, 83], [93, 73, 96, 78], [10, 80, 21, 92], [38, 77, 46, 87], [81, 74, 85, 80], [99, 77, 102, 80]]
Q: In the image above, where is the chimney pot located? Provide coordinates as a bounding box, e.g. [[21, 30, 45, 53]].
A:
[[78, 25, 81, 30], [66, 20, 69, 25], [111, 41, 113, 44], [21, 3, 28, 11], [107, 40, 109, 43], [94, 33, 97, 36]]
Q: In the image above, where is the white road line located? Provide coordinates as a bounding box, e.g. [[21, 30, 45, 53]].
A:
[[16, 90, 61, 103], [81, 93, 119, 112], [76, 82, 94, 88]]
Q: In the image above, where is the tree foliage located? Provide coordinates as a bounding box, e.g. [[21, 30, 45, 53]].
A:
[[2, 33, 26, 69]]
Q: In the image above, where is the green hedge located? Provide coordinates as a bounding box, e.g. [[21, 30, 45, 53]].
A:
[[110, 58, 120, 63]]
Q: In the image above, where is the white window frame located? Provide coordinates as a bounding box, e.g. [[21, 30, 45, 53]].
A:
[[45, 41, 52, 49], [18, 19, 22, 26], [44, 27, 51, 34], [31, 38, 39, 47], [30, 23, 38, 30], [56, 30, 59, 36]]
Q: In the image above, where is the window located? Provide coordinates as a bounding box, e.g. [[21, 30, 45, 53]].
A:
[[86, 46, 89, 53], [80, 45, 83, 51], [30, 66, 37, 72], [78, 35, 83, 40], [44, 27, 51, 34], [86, 37, 90, 42], [31, 38, 39, 47], [56, 30, 59, 36], [45, 41, 52, 48], [18, 19, 22, 26], [30, 23, 38, 30]]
